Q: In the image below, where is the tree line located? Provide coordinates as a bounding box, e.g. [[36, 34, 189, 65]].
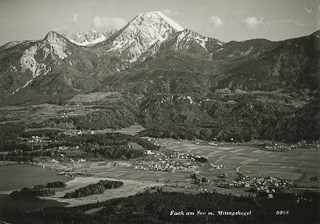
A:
[[2, 191, 319, 223], [63, 180, 123, 198]]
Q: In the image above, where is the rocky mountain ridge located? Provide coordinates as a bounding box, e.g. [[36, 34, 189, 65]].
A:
[[0, 11, 319, 105], [64, 30, 117, 46]]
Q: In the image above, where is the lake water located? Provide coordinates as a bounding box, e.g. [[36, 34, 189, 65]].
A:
[[0, 163, 71, 210]]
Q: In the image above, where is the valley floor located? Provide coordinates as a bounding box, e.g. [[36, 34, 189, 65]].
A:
[[3, 138, 317, 208]]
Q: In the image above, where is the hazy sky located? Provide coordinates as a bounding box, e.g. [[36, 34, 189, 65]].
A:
[[0, 0, 319, 45]]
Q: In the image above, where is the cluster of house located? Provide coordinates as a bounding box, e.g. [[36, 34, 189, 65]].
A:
[[164, 183, 208, 192], [210, 164, 226, 169], [146, 148, 201, 162], [27, 135, 51, 143], [263, 143, 296, 151], [63, 130, 92, 135], [57, 170, 89, 178], [132, 159, 199, 172], [114, 149, 207, 172], [114, 158, 200, 173], [218, 175, 293, 195], [57, 104, 80, 118]]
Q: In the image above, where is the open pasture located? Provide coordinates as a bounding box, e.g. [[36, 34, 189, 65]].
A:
[[156, 139, 320, 183], [68, 92, 122, 103], [76, 165, 193, 185], [115, 125, 145, 136], [0, 103, 95, 124]]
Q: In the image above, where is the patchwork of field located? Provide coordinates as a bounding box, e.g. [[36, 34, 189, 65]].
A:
[[9, 137, 317, 207], [52, 138, 317, 203], [157, 139, 320, 183], [0, 103, 94, 124], [81, 166, 192, 184], [0, 92, 123, 124], [114, 125, 145, 136]]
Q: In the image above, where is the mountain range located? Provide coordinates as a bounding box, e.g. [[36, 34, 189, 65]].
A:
[[0, 11, 319, 142], [0, 11, 319, 104], [63, 30, 117, 46]]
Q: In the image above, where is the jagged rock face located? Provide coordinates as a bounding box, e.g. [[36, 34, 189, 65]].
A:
[[155, 29, 224, 59], [0, 32, 69, 96], [0, 31, 102, 98], [174, 30, 214, 51], [95, 11, 184, 63], [19, 32, 70, 80], [0, 10, 319, 105], [64, 30, 117, 46], [10, 32, 72, 93]]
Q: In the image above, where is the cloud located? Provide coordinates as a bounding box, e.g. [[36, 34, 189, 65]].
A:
[[208, 16, 224, 28], [304, 7, 312, 13], [72, 13, 78, 23], [92, 16, 127, 29], [244, 16, 263, 29], [160, 9, 180, 17]]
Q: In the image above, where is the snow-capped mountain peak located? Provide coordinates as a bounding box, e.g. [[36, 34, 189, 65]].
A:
[[175, 30, 209, 50], [64, 30, 117, 46], [101, 11, 184, 63], [154, 11, 184, 32]]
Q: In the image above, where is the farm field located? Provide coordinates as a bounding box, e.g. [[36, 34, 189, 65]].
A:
[[156, 139, 320, 186], [1, 115, 318, 207], [0, 103, 93, 124], [34, 137, 319, 207], [0, 92, 124, 124]]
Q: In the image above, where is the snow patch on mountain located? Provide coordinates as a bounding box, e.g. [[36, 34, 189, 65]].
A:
[[155, 11, 184, 31], [175, 30, 208, 51], [11, 79, 33, 95], [69, 35, 107, 46], [241, 46, 253, 56], [105, 11, 184, 63], [65, 30, 116, 46]]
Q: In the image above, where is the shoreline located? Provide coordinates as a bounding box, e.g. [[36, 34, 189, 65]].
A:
[[41, 176, 164, 207], [0, 160, 73, 195], [1, 141, 319, 208], [0, 161, 17, 166], [0, 161, 163, 208]]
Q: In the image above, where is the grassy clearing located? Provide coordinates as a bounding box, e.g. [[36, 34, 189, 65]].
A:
[[68, 92, 122, 103]]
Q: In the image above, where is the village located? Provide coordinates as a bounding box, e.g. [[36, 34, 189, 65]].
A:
[[217, 175, 294, 198], [3, 127, 317, 202]]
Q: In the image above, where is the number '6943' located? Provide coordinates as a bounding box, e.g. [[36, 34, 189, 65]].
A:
[[276, 210, 289, 215]]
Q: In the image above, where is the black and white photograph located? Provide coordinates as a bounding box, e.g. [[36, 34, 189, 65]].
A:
[[0, 0, 319, 223]]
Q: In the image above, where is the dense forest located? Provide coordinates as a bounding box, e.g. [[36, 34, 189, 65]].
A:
[[47, 100, 138, 130], [9, 181, 66, 198], [0, 129, 159, 161], [1, 191, 319, 224], [138, 92, 320, 143], [56, 133, 159, 159], [64, 180, 123, 198], [0, 91, 319, 156], [10, 186, 55, 197]]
